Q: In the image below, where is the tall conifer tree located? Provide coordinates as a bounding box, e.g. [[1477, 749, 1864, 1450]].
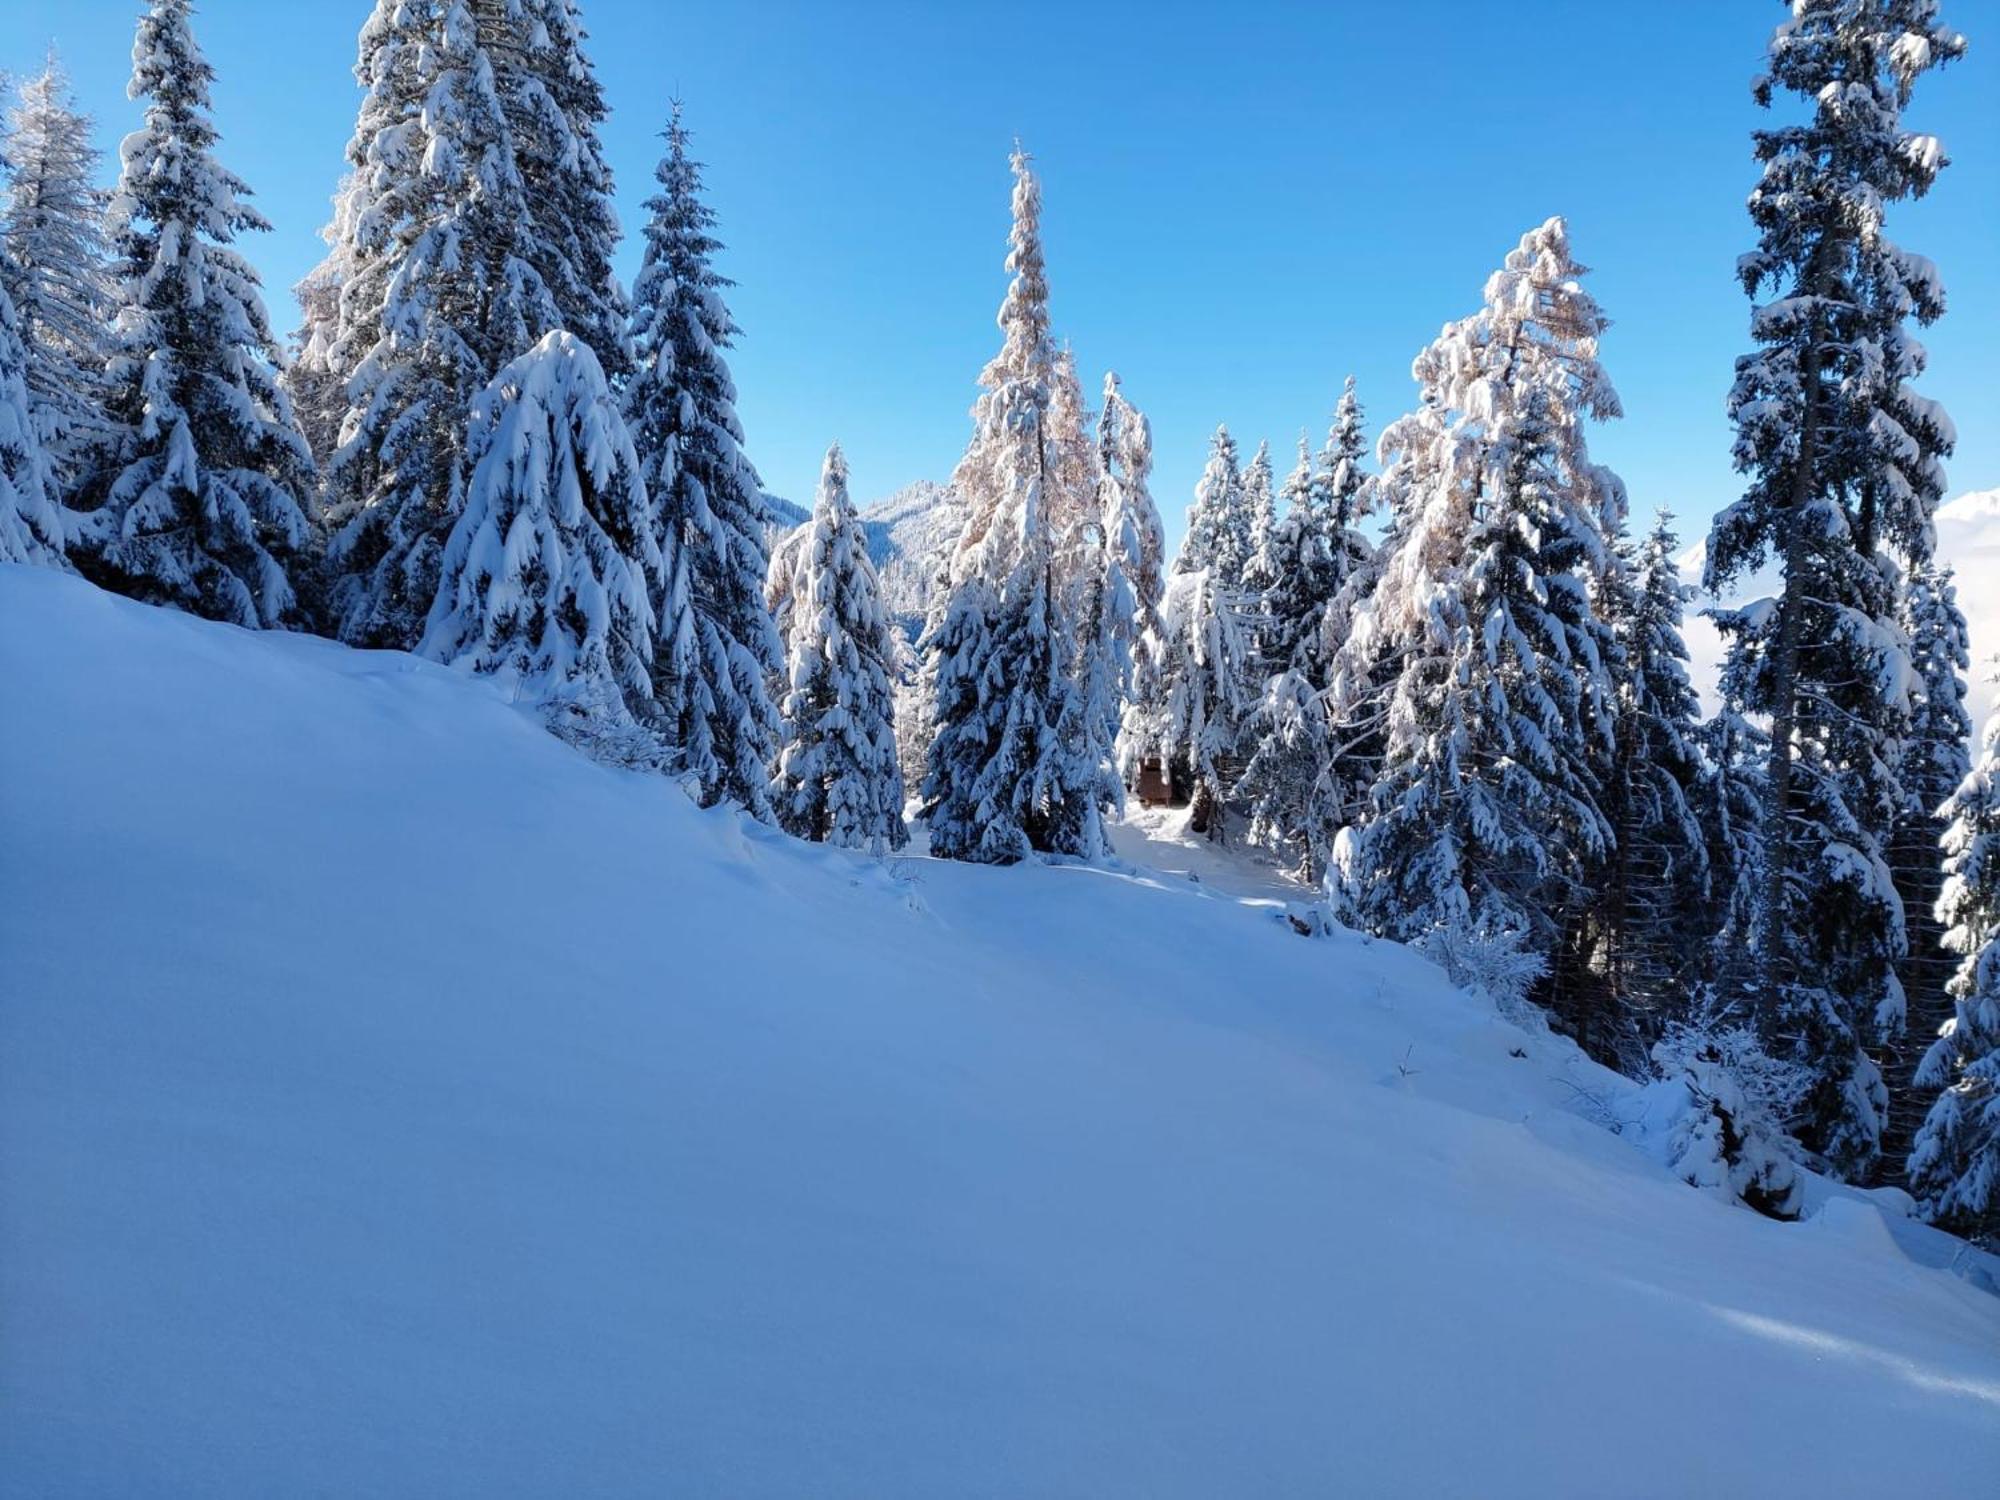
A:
[[771, 444, 908, 854], [420, 331, 658, 736], [1332, 221, 1622, 994], [70, 0, 313, 629], [626, 104, 783, 816], [0, 54, 115, 495], [1883, 562, 1973, 1176], [0, 280, 64, 568], [922, 148, 1108, 862], [1706, 0, 1963, 1178], [321, 0, 563, 647]]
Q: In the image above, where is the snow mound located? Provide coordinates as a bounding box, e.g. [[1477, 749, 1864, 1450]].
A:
[[3, 565, 1999, 1496]]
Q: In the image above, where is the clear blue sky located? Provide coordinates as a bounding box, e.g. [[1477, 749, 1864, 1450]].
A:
[[3, 0, 1995, 541]]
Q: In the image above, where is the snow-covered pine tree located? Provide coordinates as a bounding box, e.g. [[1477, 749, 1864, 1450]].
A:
[[1177, 426, 1249, 589], [68, 0, 313, 629], [1707, 0, 1963, 1180], [1314, 377, 1373, 540], [770, 443, 907, 854], [921, 146, 1109, 862], [1235, 668, 1337, 881], [1239, 438, 1280, 604], [1060, 466, 1134, 852], [1882, 561, 1973, 1179], [1332, 220, 1622, 996], [1043, 347, 1102, 552], [284, 173, 360, 471], [1590, 512, 1711, 1061], [1262, 435, 1342, 676], [1101, 371, 1168, 785], [1047, 346, 1128, 805], [420, 330, 657, 744], [1309, 378, 1382, 828], [0, 53, 115, 496], [1908, 705, 2000, 1244], [1652, 1002, 1807, 1220], [1313, 376, 1380, 646], [1696, 704, 1771, 988], [1328, 358, 1494, 843], [0, 279, 65, 568], [472, 0, 630, 379], [1099, 375, 1163, 631], [1234, 436, 1341, 880], [322, 0, 563, 648], [1153, 566, 1257, 840], [626, 103, 783, 817], [923, 476, 1104, 862]]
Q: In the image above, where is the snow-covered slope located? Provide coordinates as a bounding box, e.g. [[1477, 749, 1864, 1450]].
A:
[[4, 566, 1999, 1497], [1682, 486, 2000, 729], [761, 489, 812, 535]]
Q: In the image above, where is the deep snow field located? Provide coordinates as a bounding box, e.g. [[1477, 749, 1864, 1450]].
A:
[[3, 564, 1998, 1497]]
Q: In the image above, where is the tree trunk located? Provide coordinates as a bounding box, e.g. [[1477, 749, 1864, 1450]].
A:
[[1760, 316, 1823, 1017]]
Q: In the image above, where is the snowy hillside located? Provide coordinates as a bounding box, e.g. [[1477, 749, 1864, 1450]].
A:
[[775, 479, 959, 642], [4, 566, 1999, 1497], [1681, 486, 2000, 729], [761, 490, 812, 535]]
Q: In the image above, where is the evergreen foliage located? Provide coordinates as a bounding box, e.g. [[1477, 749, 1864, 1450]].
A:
[[627, 104, 783, 816], [69, 0, 313, 630], [0, 54, 116, 495], [1706, 0, 1962, 1179], [771, 444, 908, 854]]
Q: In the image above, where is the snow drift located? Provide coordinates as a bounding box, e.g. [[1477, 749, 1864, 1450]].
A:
[[2, 565, 1998, 1497]]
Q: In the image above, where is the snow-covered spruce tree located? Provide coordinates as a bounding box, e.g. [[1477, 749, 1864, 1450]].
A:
[[306, 0, 627, 486], [284, 173, 360, 472], [1054, 492, 1132, 857], [922, 483, 1101, 862], [1043, 347, 1102, 550], [1177, 426, 1249, 589], [0, 53, 116, 496], [1591, 512, 1711, 1059], [626, 104, 783, 817], [420, 331, 657, 747], [1235, 667, 1337, 882], [770, 444, 907, 854], [1153, 566, 1257, 840], [1239, 438, 1280, 603], [1707, 0, 1963, 1180], [1332, 220, 1623, 1000], [921, 147, 1109, 862], [1696, 703, 1771, 987], [1307, 379, 1383, 828], [1908, 708, 2000, 1244], [1652, 1000, 1807, 1220], [1312, 376, 1380, 639], [0, 281, 65, 567], [68, 0, 312, 629], [1314, 378, 1373, 537], [471, 0, 629, 379], [1883, 562, 1974, 1178], [1046, 345, 1129, 799], [322, 0, 563, 648], [1233, 436, 1341, 880], [1101, 372, 1168, 785]]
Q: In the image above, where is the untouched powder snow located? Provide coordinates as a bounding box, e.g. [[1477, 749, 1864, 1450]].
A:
[[3, 565, 1999, 1497]]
